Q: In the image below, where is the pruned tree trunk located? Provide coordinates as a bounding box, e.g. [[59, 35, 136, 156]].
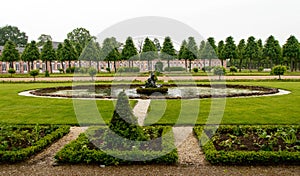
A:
[[239, 59, 242, 72], [114, 60, 117, 72], [27, 61, 31, 72], [97, 61, 100, 73], [185, 59, 188, 72]]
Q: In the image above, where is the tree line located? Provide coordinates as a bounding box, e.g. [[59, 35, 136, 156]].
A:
[[0, 25, 299, 74]]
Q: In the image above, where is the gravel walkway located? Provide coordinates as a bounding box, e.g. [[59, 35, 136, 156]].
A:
[[132, 99, 151, 126], [27, 127, 87, 166]]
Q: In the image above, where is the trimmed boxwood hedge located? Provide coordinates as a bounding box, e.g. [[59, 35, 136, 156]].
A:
[[0, 125, 70, 163], [136, 87, 168, 95], [194, 125, 300, 165], [55, 126, 178, 165]]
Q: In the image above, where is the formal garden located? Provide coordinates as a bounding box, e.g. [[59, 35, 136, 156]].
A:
[[0, 77, 299, 167], [0, 25, 300, 174]]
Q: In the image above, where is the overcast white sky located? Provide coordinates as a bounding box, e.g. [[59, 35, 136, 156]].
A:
[[0, 0, 299, 45]]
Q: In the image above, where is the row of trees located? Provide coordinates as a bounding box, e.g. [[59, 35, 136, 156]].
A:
[[0, 25, 300, 73]]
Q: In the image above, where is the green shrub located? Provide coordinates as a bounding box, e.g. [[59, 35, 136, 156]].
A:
[[213, 66, 226, 80], [66, 67, 75, 73], [136, 87, 168, 95], [155, 62, 163, 72], [44, 70, 50, 77], [0, 125, 69, 163], [194, 125, 300, 165], [55, 126, 178, 165], [230, 66, 238, 73], [109, 91, 148, 141], [202, 66, 213, 72], [164, 67, 185, 72], [271, 65, 287, 80], [258, 66, 264, 72], [88, 68, 97, 80], [8, 68, 16, 77], [193, 68, 199, 73], [29, 70, 39, 81], [58, 68, 64, 73], [117, 67, 140, 73]]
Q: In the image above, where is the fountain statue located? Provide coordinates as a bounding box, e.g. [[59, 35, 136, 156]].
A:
[[136, 72, 168, 95], [145, 72, 157, 88]]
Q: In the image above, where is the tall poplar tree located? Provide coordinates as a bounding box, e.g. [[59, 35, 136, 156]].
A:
[[244, 36, 259, 71], [21, 40, 40, 71], [222, 36, 236, 66], [161, 36, 176, 72], [121, 37, 138, 67], [41, 40, 56, 73], [140, 37, 157, 71], [282, 35, 300, 72]]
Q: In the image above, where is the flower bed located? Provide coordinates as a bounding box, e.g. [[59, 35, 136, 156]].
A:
[[0, 124, 70, 163], [194, 125, 300, 165], [55, 126, 178, 165]]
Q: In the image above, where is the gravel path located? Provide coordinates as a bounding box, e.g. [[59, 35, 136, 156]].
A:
[[132, 99, 151, 126], [27, 127, 87, 166]]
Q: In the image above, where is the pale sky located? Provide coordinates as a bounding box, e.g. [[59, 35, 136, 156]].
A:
[[0, 0, 299, 45]]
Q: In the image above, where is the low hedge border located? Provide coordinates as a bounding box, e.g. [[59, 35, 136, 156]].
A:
[[55, 126, 178, 165], [0, 125, 70, 163], [194, 125, 300, 165]]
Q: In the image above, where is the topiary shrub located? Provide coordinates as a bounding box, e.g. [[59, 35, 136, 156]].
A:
[[193, 67, 199, 73], [230, 66, 238, 73], [258, 66, 264, 72], [8, 68, 16, 77], [155, 61, 163, 72], [109, 91, 148, 141], [271, 65, 287, 80], [214, 66, 226, 80], [29, 70, 39, 82], [202, 66, 213, 72], [164, 67, 185, 72], [88, 67, 97, 80], [66, 67, 75, 73], [44, 70, 50, 77]]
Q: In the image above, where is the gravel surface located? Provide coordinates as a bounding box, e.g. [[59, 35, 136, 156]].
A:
[[133, 99, 151, 126]]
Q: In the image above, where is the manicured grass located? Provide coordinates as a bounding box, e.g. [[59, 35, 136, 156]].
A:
[[0, 81, 299, 125], [144, 82, 300, 125], [0, 83, 136, 125]]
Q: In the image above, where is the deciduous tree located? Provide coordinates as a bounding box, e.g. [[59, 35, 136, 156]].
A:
[[0, 25, 28, 47], [1, 41, 20, 68]]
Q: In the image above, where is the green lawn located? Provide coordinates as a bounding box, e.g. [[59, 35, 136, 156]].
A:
[[0, 83, 124, 125], [144, 82, 300, 125], [0, 81, 299, 125]]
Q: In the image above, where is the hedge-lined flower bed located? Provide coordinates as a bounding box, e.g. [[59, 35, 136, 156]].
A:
[[0, 124, 70, 163], [55, 126, 178, 165], [194, 125, 300, 165]]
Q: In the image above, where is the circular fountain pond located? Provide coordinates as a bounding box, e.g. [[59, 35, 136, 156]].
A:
[[27, 84, 279, 99]]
